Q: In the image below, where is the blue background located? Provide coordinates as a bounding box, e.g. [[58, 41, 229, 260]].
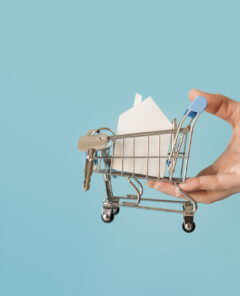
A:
[[0, 1, 239, 295]]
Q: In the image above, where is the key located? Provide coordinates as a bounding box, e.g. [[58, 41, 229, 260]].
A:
[[78, 133, 108, 152], [83, 148, 95, 191]]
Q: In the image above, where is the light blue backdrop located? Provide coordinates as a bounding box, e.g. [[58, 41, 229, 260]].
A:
[[0, 1, 239, 295]]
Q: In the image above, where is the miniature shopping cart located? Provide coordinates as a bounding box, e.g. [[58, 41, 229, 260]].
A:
[[78, 96, 207, 233]]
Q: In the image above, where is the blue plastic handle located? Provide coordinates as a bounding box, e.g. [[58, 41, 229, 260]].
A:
[[184, 96, 207, 118]]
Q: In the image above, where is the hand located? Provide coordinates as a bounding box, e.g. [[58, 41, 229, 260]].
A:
[[147, 89, 240, 204]]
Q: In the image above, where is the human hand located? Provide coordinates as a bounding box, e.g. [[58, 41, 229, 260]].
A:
[[147, 89, 240, 204]]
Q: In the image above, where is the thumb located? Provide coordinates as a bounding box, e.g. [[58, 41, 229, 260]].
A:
[[188, 89, 240, 127]]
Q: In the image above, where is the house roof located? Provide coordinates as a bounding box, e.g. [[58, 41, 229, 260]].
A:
[[117, 94, 172, 134]]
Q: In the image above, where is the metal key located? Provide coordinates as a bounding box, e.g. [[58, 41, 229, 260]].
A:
[[83, 148, 95, 191], [78, 133, 108, 152]]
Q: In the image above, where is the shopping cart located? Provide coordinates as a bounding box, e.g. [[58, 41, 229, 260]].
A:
[[78, 96, 207, 232]]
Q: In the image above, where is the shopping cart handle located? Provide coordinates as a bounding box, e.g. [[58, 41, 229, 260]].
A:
[[185, 96, 207, 118]]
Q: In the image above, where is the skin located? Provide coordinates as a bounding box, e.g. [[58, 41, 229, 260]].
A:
[[147, 89, 240, 204]]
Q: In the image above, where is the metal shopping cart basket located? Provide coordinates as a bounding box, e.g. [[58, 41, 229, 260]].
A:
[[78, 96, 207, 233]]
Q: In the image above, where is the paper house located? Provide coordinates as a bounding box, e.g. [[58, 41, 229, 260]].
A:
[[112, 94, 172, 178]]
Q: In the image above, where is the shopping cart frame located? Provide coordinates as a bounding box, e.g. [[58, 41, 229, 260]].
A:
[[78, 96, 207, 232]]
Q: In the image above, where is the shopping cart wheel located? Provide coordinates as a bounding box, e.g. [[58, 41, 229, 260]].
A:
[[182, 222, 195, 233], [101, 212, 114, 223], [112, 206, 120, 215]]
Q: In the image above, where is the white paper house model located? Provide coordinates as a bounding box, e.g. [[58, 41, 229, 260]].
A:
[[112, 94, 172, 178]]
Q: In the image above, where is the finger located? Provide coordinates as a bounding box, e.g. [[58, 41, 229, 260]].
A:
[[146, 180, 234, 204], [185, 189, 233, 204], [188, 89, 240, 127], [179, 173, 239, 192], [146, 180, 187, 199], [146, 180, 235, 204]]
